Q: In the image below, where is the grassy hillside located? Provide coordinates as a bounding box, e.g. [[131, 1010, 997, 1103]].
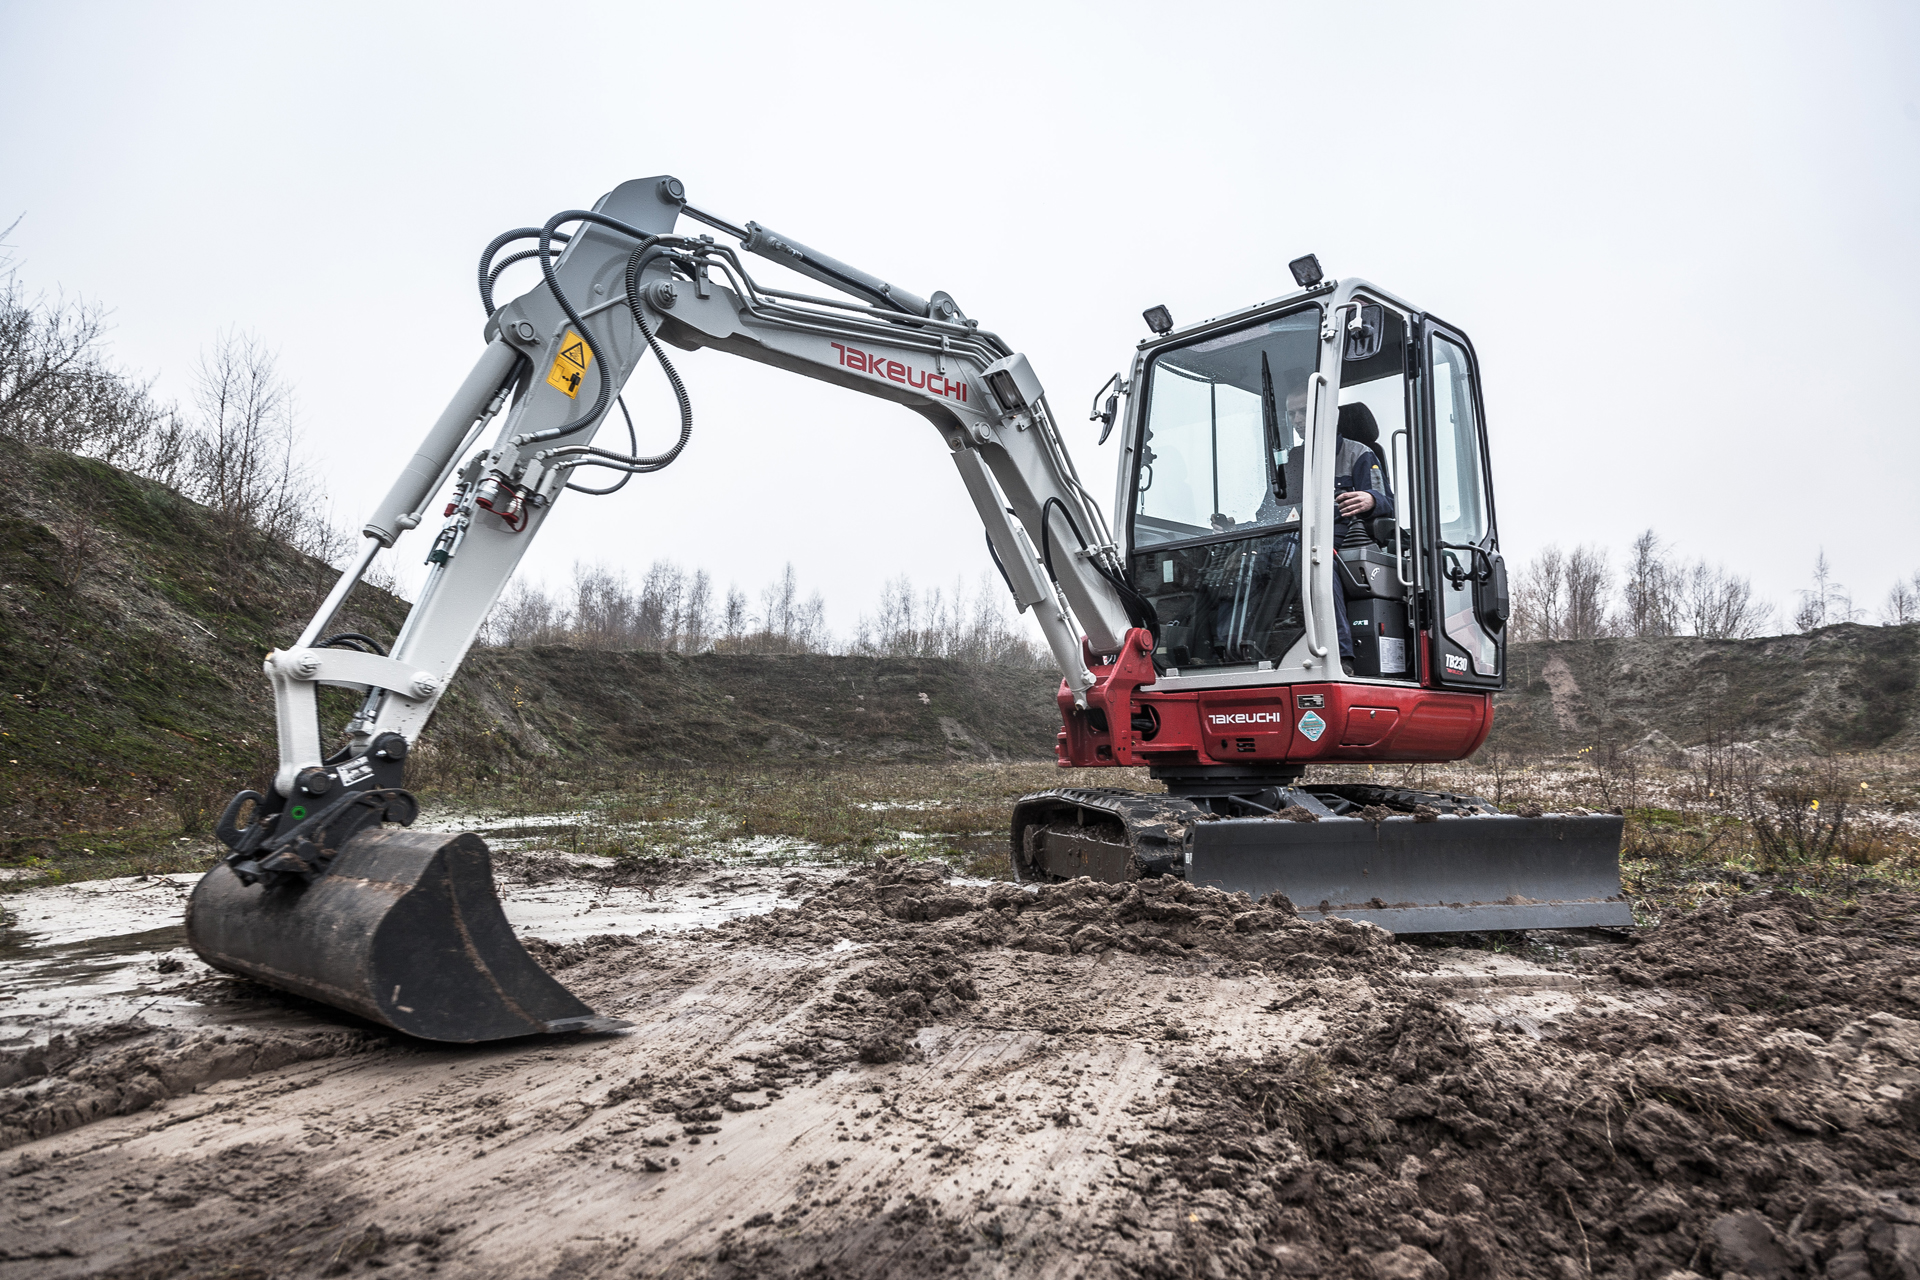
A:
[[424, 649, 1063, 777], [0, 446, 1062, 867], [1490, 626, 1920, 757], [0, 446, 408, 845]]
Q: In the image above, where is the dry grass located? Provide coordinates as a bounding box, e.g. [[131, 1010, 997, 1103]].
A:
[[414, 761, 1152, 881], [1316, 747, 1920, 920]]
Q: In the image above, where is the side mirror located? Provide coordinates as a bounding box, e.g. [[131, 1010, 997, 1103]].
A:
[[1476, 554, 1510, 632], [1089, 372, 1124, 444], [1344, 304, 1384, 362]]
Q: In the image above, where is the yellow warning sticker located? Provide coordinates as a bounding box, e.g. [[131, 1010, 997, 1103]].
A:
[[546, 330, 591, 398]]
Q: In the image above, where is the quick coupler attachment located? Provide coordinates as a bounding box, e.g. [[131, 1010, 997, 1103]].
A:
[[214, 733, 415, 884]]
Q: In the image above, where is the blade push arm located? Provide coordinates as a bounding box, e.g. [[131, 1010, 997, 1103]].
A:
[[262, 177, 1143, 802]]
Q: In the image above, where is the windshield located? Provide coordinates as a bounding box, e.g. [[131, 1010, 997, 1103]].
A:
[[1132, 532, 1303, 672], [1130, 308, 1321, 548]]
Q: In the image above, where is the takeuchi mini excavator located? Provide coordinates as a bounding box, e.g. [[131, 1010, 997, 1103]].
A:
[[184, 176, 1630, 1043]]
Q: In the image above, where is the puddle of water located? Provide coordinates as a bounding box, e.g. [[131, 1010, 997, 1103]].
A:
[[2, 873, 200, 948], [492, 872, 814, 943], [0, 852, 841, 1047]]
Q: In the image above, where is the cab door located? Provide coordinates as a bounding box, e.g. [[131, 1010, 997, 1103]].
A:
[[1414, 320, 1507, 688]]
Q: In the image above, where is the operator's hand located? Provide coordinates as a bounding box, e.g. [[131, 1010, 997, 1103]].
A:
[[1336, 490, 1376, 518]]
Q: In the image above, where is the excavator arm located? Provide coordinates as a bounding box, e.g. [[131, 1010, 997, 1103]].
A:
[[271, 176, 1141, 799], [186, 177, 1156, 1042]]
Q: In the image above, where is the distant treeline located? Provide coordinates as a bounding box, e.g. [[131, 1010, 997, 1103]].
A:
[[1510, 532, 1920, 641], [482, 561, 1052, 668]]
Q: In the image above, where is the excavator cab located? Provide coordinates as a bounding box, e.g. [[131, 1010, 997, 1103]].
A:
[[1121, 286, 1508, 696]]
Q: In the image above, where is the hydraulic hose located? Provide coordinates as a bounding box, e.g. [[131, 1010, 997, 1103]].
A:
[[612, 242, 693, 470], [529, 209, 663, 441], [1037, 496, 1160, 643], [565, 396, 638, 495], [315, 631, 387, 656], [478, 209, 695, 482], [516, 238, 695, 481], [477, 230, 569, 316]]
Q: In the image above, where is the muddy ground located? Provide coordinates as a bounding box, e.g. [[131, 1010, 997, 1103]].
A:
[[4, 856, 1920, 1280]]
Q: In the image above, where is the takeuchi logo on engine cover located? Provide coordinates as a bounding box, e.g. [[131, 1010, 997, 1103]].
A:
[[830, 343, 968, 402], [1206, 712, 1285, 727]]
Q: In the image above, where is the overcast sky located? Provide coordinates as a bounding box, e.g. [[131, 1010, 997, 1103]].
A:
[[2, 1, 1916, 638]]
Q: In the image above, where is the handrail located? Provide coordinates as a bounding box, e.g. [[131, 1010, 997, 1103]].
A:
[[1392, 425, 1413, 589], [1298, 372, 1330, 659]]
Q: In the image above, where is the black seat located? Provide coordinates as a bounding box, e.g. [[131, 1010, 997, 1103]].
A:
[[1335, 402, 1395, 549]]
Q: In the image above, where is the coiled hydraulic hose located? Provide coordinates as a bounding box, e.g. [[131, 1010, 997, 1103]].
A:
[[476, 214, 694, 482], [477, 229, 569, 316], [563, 396, 639, 496]]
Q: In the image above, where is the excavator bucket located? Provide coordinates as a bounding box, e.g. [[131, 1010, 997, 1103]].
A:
[[186, 826, 628, 1043], [1185, 812, 1635, 933]]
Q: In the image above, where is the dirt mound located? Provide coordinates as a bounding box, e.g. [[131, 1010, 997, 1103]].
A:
[[1491, 625, 1920, 757], [1, 1018, 370, 1151], [726, 857, 1396, 965], [1080, 898, 1920, 1280], [1596, 892, 1920, 1034], [689, 859, 1403, 1068]]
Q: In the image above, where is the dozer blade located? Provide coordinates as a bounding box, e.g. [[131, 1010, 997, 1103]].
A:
[[1188, 813, 1634, 933], [186, 827, 629, 1043]]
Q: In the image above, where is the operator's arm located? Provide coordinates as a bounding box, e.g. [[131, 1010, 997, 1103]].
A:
[[1334, 447, 1392, 520]]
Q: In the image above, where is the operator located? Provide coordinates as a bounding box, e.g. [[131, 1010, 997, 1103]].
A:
[[1331, 402, 1394, 675]]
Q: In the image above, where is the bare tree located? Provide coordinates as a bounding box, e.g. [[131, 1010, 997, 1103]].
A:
[[1794, 550, 1857, 631], [485, 560, 827, 655], [484, 577, 561, 647], [634, 560, 685, 651], [1510, 545, 1567, 641], [851, 572, 1049, 666], [0, 237, 188, 474], [1563, 545, 1613, 640], [1679, 561, 1772, 638], [1881, 572, 1920, 626], [720, 585, 749, 648], [1618, 529, 1680, 637], [682, 569, 714, 653], [187, 331, 307, 548], [749, 562, 829, 654], [1, 236, 342, 566]]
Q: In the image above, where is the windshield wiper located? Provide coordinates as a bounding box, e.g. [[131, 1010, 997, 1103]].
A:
[[1260, 350, 1287, 501]]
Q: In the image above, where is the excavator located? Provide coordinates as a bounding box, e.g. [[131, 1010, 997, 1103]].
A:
[[185, 176, 1630, 1043]]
